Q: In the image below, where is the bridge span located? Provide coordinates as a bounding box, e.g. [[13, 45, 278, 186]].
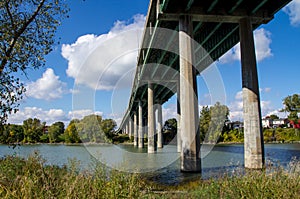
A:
[[118, 0, 291, 172]]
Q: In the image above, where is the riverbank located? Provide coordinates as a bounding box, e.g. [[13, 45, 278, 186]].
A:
[[0, 154, 299, 198]]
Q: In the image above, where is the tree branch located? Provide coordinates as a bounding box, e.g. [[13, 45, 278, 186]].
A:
[[0, 0, 46, 74]]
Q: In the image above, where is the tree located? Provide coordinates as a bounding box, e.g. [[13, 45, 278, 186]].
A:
[[281, 94, 300, 122], [199, 106, 211, 141], [0, 123, 23, 144], [22, 118, 44, 143], [208, 102, 229, 143], [79, 115, 102, 142], [163, 118, 177, 132], [0, 0, 69, 124], [162, 118, 177, 144], [199, 102, 229, 143], [100, 119, 117, 141], [64, 120, 81, 143], [48, 121, 64, 143], [269, 114, 279, 120]]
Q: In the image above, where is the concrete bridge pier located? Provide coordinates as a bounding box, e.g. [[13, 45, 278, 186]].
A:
[[177, 80, 182, 153], [129, 118, 133, 139], [239, 17, 265, 169], [148, 83, 157, 153], [179, 15, 201, 172], [138, 101, 144, 148], [133, 112, 138, 147], [127, 123, 129, 135], [157, 103, 163, 148]]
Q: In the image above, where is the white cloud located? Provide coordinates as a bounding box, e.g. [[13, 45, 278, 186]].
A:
[[228, 90, 283, 121], [62, 14, 146, 91], [260, 87, 272, 93], [162, 104, 178, 121], [7, 107, 68, 125], [26, 68, 68, 100], [68, 110, 103, 121], [7, 107, 103, 125], [283, 0, 300, 26], [220, 28, 272, 63], [229, 92, 244, 121], [264, 109, 288, 119]]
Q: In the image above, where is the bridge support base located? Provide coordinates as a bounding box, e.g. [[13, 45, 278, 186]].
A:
[[157, 103, 163, 148], [179, 15, 201, 173], [240, 17, 265, 169], [148, 83, 156, 153], [138, 101, 144, 148], [177, 80, 182, 153], [134, 112, 138, 147]]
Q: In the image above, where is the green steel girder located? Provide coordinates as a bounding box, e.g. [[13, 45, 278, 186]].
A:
[[207, 0, 219, 13], [161, 0, 170, 12], [185, 0, 195, 11]]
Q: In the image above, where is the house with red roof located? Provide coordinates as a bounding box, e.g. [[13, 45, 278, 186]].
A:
[[288, 120, 300, 129]]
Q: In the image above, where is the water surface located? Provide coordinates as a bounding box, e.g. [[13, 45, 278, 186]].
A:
[[0, 143, 299, 184]]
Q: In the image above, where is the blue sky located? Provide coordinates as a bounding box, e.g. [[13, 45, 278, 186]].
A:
[[7, 0, 300, 126]]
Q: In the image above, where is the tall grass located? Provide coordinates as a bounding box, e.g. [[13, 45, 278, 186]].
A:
[[0, 153, 299, 198], [0, 152, 151, 198]]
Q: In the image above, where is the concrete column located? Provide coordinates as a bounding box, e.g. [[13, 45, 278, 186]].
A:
[[179, 15, 201, 172], [129, 118, 133, 139], [133, 112, 138, 147], [148, 83, 156, 153], [177, 80, 182, 153], [157, 103, 163, 148], [126, 123, 129, 135], [239, 17, 264, 169], [138, 101, 144, 148]]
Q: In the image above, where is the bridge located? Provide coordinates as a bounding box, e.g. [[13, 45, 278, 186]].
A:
[[118, 0, 291, 172]]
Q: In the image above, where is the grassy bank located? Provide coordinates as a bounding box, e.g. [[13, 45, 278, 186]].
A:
[[0, 154, 299, 198]]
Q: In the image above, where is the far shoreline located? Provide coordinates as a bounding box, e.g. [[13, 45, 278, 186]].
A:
[[1, 140, 300, 147]]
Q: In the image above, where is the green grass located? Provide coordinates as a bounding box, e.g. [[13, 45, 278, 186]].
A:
[[0, 153, 299, 198]]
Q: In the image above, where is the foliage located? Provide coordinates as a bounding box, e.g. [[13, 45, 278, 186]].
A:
[[162, 118, 177, 144], [48, 121, 64, 143], [78, 115, 103, 142], [0, 154, 299, 198], [221, 129, 244, 143], [0, 124, 23, 144], [281, 94, 300, 122], [0, 154, 149, 198], [63, 115, 117, 143], [22, 118, 44, 143], [269, 114, 279, 120], [200, 102, 229, 143], [112, 134, 130, 144], [63, 119, 81, 143], [153, 162, 300, 198], [100, 119, 117, 140], [164, 118, 177, 131], [264, 128, 300, 143], [0, 114, 118, 144], [199, 106, 210, 141], [0, 0, 69, 124]]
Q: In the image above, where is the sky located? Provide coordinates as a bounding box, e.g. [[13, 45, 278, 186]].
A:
[[7, 0, 300, 126]]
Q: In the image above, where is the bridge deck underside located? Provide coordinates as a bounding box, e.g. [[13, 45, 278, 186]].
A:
[[120, 0, 291, 125]]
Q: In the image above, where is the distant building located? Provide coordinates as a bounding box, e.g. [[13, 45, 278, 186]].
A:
[[262, 118, 273, 128], [289, 120, 300, 129], [272, 119, 289, 127], [226, 121, 243, 130], [262, 117, 289, 128]]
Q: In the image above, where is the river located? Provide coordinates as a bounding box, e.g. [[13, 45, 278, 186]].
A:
[[0, 143, 299, 184]]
